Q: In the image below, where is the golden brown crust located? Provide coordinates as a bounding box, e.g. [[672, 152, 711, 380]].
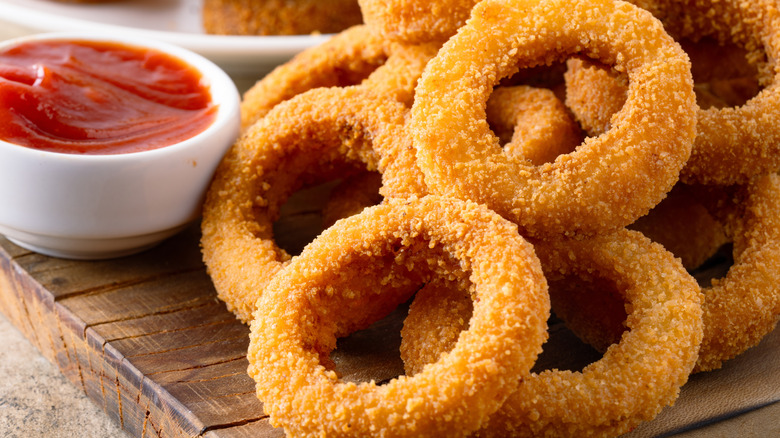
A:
[[359, 41, 442, 108], [202, 0, 362, 36], [487, 85, 583, 166], [319, 84, 585, 231], [248, 196, 550, 437], [197, 0, 780, 433], [401, 229, 703, 437], [240, 25, 389, 130], [201, 87, 426, 323], [411, 0, 696, 238], [357, 0, 479, 44], [691, 174, 780, 372], [565, 0, 780, 185], [539, 175, 780, 373], [563, 57, 628, 135]]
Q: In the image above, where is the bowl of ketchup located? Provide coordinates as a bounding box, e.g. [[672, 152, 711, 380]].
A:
[[0, 32, 240, 259]]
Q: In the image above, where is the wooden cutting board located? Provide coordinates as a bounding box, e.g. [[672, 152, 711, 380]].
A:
[[0, 187, 778, 437]]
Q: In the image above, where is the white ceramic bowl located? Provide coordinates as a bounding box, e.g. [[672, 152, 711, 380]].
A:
[[0, 32, 240, 259]]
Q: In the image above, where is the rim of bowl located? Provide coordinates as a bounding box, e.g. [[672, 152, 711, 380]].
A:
[[0, 31, 241, 163]]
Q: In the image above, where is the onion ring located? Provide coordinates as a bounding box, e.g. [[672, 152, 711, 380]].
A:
[[565, 0, 780, 184], [550, 174, 780, 372], [239, 28, 439, 130], [248, 195, 550, 437], [319, 84, 584, 230], [562, 57, 628, 137], [357, 0, 479, 44], [486, 85, 582, 166], [692, 173, 780, 371], [410, 0, 696, 238], [400, 277, 475, 377], [239, 25, 388, 130], [201, 86, 426, 323], [544, 267, 630, 356], [400, 228, 703, 437]]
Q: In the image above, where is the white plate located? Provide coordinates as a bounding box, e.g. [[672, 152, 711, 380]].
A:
[[0, 0, 330, 77]]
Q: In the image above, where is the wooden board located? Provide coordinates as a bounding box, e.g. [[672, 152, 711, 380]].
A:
[[0, 192, 778, 437]]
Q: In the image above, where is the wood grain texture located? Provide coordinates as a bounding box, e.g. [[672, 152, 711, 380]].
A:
[[0, 225, 276, 437]]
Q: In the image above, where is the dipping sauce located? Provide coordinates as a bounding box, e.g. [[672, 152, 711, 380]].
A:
[[0, 39, 217, 154]]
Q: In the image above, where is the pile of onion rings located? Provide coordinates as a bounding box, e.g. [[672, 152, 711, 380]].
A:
[[199, 0, 780, 436]]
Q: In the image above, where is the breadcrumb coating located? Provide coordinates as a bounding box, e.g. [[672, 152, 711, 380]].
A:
[[692, 174, 780, 371], [202, 0, 362, 36], [358, 0, 479, 44], [198, 0, 780, 435], [629, 183, 728, 271], [201, 87, 426, 323], [401, 229, 703, 437], [487, 85, 583, 166], [565, 0, 780, 184], [240, 26, 389, 130], [411, 0, 697, 238], [248, 196, 550, 437]]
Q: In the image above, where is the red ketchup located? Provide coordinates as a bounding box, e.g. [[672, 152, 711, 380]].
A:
[[0, 39, 217, 154]]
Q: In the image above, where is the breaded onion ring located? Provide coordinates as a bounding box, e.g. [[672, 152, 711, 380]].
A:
[[545, 268, 630, 356], [566, 0, 780, 184], [400, 278, 475, 377], [248, 195, 550, 437], [411, 0, 696, 238], [357, 0, 479, 44], [553, 175, 780, 372], [629, 183, 728, 271], [692, 173, 780, 371], [240, 25, 388, 130], [401, 229, 703, 437], [240, 28, 439, 130], [486, 85, 582, 166], [201, 87, 426, 323]]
